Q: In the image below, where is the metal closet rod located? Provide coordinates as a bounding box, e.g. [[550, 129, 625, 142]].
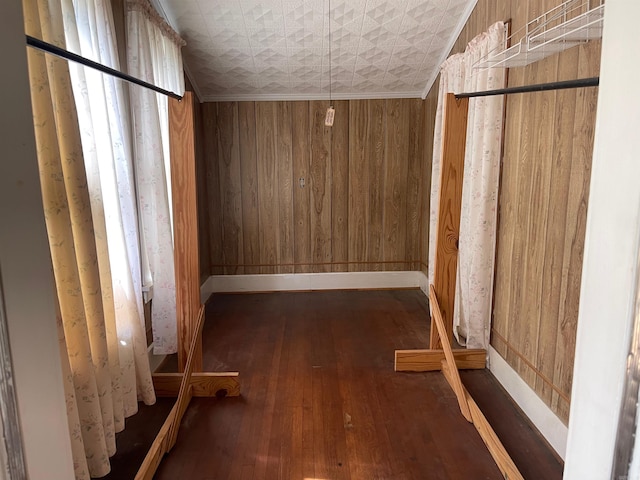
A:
[[26, 35, 183, 100], [456, 76, 599, 98]]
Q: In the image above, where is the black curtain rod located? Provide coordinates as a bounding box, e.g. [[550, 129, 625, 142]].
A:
[[26, 35, 182, 100], [456, 77, 599, 98]]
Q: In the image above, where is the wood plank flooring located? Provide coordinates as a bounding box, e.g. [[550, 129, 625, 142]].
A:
[[152, 290, 557, 480]]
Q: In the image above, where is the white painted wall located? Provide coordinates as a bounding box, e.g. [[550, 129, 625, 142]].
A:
[[0, 1, 75, 478], [564, 1, 640, 478]]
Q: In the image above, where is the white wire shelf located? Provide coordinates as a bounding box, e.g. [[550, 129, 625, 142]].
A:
[[475, 0, 604, 69]]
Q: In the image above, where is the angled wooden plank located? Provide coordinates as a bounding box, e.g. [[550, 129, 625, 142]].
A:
[[134, 403, 176, 480], [430, 94, 469, 349], [153, 372, 241, 397], [394, 348, 486, 372], [168, 304, 205, 450], [430, 284, 471, 422], [441, 361, 524, 480]]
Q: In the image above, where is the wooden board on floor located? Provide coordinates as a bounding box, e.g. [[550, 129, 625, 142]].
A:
[[134, 403, 177, 480], [394, 348, 486, 372], [442, 361, 524, 480], [153, 372, 240, 397], [430, 285, 471, 422], [168, 304, 206, 449]]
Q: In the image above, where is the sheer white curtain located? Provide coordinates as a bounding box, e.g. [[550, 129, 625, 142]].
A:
[[126, 0, 185, 354], [428, 21, 507, 349]]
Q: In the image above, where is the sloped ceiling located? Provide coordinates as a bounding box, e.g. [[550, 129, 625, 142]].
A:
[[155, 0, 477, 101]]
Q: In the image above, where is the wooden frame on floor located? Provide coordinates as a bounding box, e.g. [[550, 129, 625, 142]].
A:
[[395, 93, 523, 479]]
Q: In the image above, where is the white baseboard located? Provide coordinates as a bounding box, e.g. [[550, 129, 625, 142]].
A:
[[488, 346, 568, 460], [200, 271, 428, 302], [418, 270, 428, 296]]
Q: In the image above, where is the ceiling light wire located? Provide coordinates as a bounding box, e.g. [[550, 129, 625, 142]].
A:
[[324, 0, 335, 126]]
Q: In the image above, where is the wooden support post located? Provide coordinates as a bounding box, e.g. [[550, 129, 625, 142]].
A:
[[394, 348, 486, 372], [169, 91, 203, 372], [430, 93, 469, 349]]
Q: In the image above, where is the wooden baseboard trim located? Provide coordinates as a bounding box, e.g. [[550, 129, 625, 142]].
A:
[[153, 372, 241, 398], [394, 348, 486, 372]]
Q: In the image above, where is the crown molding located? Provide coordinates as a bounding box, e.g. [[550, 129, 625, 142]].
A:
[[201, 90, 424, 103]]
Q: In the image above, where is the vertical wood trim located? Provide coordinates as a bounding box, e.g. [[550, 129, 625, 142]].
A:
[[192, 96, 209, 282], [277, 102, 294, 274], [383, 99, 409, 271], [406, 99, 425, 272], [348, 100, 369, 272], [203, 103, 223, 274], [238, 102, 260, 275], [217, 102, 244, 275], [169, 91, 202, 372], [331, 100, 349, 272], [368, 99, 386, 271], [309, 101, 332, 273], [429, 94, 469, 349], [292, 102, 311, 273], [256, 102, 279, 274]]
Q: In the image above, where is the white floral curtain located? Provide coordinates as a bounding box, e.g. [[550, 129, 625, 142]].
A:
[[23, 0, 155, 478], [428, 21, 507, 349], [126, 0, 185, 354]]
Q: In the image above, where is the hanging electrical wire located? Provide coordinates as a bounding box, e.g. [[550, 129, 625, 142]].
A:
[[324, 0, 335, 127]]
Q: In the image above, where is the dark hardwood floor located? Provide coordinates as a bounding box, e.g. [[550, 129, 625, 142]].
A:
[[145, 289, 562, 480]]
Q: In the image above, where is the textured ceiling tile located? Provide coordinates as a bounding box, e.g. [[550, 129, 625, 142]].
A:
[[248, 28, 287, 48], [205, 26, 251, 48], [390, 44, 427, 65], [290, 65, 322, 83], [387, 62, 420, 79], [197, 1, 239, 16], [252, 47, 289, 66], [161, 0, 477, 98], [287, 47, 324, 66], [162, 0, 201, 18], [364, 0, 404, 26], [354, 63, 386, 78], [356, 44, 393, 64]]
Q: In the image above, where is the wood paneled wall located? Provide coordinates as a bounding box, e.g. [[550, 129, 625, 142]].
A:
[[198, 99, 431, 275], [428, 0, 601, 423]]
